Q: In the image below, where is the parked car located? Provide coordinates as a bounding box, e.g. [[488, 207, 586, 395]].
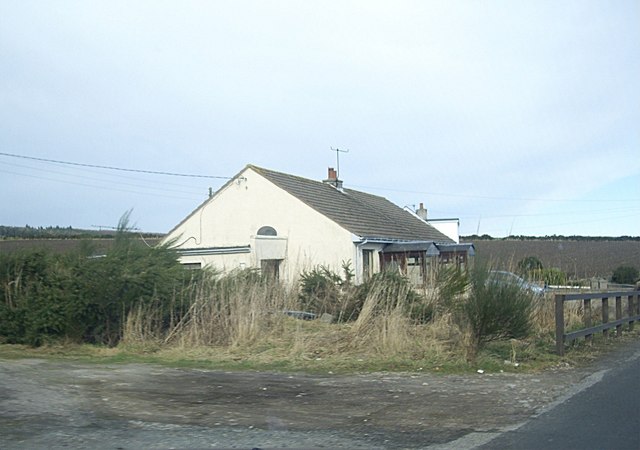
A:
[[488, 270, 546, 295]]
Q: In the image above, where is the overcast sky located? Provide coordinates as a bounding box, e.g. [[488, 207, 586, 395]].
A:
[[1, 1, 638, 237]]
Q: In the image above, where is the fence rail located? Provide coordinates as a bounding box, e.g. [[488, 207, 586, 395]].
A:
[[555, 290, 640, 355]]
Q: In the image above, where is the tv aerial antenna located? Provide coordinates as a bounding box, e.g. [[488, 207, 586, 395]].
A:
[[330, 147, 349, 179]]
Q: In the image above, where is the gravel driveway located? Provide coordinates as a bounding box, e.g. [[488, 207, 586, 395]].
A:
[[0, 350, 619, 449]]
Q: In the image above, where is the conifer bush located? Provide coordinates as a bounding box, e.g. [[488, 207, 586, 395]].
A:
[[0, 213, 197, 346], [611, 265, 639, 285], [298, 262, 358, 321]]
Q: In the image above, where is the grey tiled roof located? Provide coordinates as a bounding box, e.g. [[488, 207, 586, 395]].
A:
[[251, 165, 454, 243]]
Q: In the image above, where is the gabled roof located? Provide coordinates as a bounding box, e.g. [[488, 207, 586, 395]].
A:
[[250, 165, 454, 243]]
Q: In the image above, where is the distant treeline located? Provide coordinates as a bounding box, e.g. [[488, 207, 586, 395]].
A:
[[4, 225, 637, 242], [462, 234, 640, 242], [0, 225, 164, 240]]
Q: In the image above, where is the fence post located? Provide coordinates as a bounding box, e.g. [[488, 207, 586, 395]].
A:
[[556, 294, 565, 356], [628, 295, 634, 331], [584, 298, 592, 344], [602, 297, 609, 338], [616, 296, 622, 337]]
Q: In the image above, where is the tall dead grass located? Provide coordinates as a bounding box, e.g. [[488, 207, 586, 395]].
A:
[[121, 270, 300, 350], [173, 272, 299, 348], [346, 278, 459, 360], [120, 265, 562, 368], [349, 281, 413, 354]]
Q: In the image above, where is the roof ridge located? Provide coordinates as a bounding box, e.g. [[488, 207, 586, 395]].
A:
[[253, 165, 394, 200], [249, 164, 322, 184]]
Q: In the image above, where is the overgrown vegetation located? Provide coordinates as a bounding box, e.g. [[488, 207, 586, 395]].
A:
[[516, 256, 567, 286], [298, 263, 356, 320], [0, 213, 198, 346], [7, 219, 632, 371], [298, 264, 433, 324], [460, 267, 535, 359], [611, 265, 639, 284]]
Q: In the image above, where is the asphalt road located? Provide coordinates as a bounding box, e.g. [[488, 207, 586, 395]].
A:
[[478, 340, 640, 450]]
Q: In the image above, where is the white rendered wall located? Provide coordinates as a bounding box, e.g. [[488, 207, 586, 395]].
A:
[[428, 220, 460, 244], [163, 167, 356, 281]]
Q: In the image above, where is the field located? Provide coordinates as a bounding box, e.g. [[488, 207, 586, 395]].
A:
[[0, 237, 161, 254], [467, 238, 640, 280]]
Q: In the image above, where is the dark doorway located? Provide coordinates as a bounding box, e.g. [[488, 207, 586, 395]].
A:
[[260, 259, 281, 280]]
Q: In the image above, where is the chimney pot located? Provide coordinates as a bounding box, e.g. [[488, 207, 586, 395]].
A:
[[323, 167, 343, 190]]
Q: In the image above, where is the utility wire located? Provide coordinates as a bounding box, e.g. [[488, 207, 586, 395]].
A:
[[1, 160, 206, 195], [0, 169, 203, 201], [351, 184, 639, 203], [0, 151, 231, 179]]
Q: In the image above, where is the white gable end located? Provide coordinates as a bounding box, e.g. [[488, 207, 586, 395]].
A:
[[163, 167, 355, 280]]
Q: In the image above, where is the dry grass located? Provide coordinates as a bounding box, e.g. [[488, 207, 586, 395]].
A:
[[116, 271, 472, 371], [116, 268, 591, 373], [3, 264, 634, 373], [349, 283, 413, 354], [167, 274, 299, 348]]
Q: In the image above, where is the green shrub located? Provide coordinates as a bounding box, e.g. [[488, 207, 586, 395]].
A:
[[433, 266, 470, 313], [0, 212, 198, 346], [0, 248, 76, 346], [541, 267, 567, 286], [298, 263, 429, 323], [611, 265, 639, 284], [298, 261, 357, 320], [460, 266, 535, 359], [299, 265, 344, 315], [517, 256, 543, 274]]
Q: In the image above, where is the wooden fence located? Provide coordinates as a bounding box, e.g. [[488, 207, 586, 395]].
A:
[[555, 290, 640, 356]]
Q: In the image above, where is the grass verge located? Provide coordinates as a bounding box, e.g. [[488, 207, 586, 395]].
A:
[[2, 323, 637, 375]]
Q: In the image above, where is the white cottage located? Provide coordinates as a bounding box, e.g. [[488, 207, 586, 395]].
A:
[[162, 165, 474, 286]]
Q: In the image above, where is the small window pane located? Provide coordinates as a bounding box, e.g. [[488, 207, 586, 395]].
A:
[[257, 226, 277, 236]]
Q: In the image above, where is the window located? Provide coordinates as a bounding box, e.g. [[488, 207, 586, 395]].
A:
[[257, 226, 277, 236], [406, 253, 424, 286], [363, 249, 374, 280], [407, 256, 421, 266]]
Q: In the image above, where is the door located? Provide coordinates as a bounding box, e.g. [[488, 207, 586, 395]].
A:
[[260, 259, 281, 280]]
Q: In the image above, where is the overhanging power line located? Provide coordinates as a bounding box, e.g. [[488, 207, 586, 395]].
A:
[[0, 151, 232, 179]]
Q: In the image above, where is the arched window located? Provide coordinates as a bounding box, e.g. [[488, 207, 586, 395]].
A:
[[257, 226, 277, 237]]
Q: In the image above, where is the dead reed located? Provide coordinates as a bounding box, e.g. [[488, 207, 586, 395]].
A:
[[120, 265, 563, 369]]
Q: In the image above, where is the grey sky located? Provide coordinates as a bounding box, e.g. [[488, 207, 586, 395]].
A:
[[1, 1, 638, 236]]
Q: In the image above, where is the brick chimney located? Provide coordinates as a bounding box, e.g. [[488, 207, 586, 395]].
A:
[[416, 202, 428, 220], [323, 167, 343, 190]]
